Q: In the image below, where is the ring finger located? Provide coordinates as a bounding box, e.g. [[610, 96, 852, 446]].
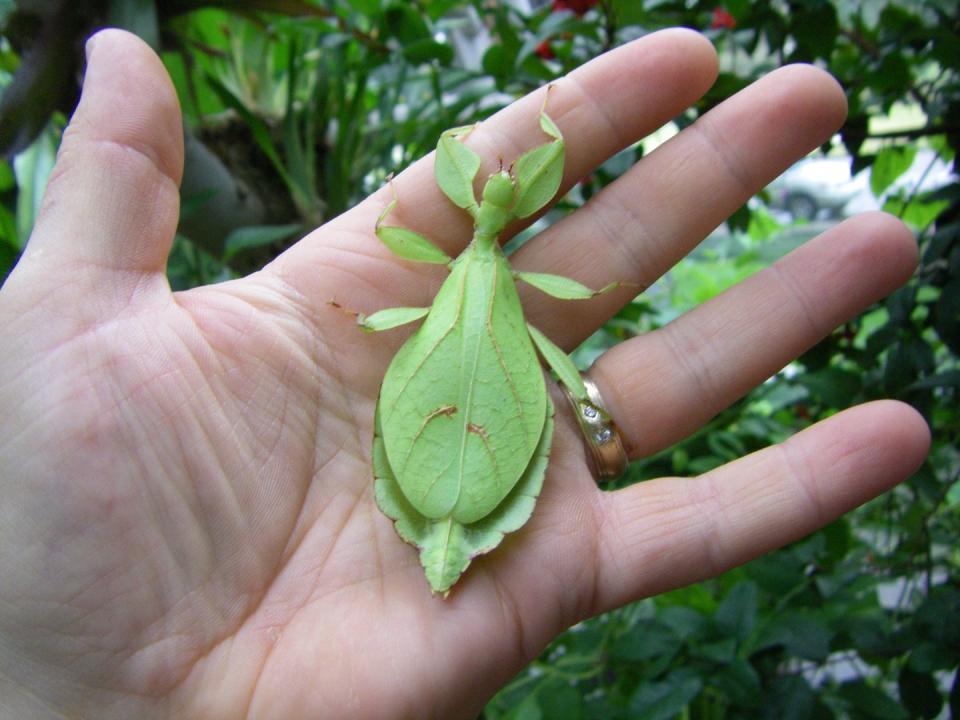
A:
[[585, 211, 918, 460]]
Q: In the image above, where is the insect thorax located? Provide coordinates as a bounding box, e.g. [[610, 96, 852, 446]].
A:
[[475, 172, 516, 241]]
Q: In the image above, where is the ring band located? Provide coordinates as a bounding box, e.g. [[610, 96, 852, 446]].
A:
[[563, 375, 628, 482]]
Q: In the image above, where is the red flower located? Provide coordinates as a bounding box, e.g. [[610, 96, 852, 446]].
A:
[[552, 0, 599, 16], [711, 7, 737, 29], [535, 40, 555, 60]]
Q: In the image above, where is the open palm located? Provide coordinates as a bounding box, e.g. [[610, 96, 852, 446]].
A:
[[0, 29, 929, 719]]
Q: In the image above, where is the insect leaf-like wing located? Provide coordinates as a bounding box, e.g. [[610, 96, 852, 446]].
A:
[[378, 250, 547, 524], [374, 399, 554, 595]]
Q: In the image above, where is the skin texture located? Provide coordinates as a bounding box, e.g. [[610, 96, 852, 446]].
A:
[[0, 28, 930, 720]]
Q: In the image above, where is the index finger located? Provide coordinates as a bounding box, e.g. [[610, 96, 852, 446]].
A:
[[269, 29, 719, 310]]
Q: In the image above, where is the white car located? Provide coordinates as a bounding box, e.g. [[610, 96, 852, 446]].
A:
[[767, 150, 955, 222], [843, 149, 956, 216], [766, 156, 868, 221]]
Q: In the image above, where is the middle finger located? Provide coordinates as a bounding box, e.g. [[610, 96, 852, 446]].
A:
[[515, 64, 848, 347], [591, 212, 917, 459]]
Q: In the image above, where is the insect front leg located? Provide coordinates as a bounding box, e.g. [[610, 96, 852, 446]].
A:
[[375, 188, 453, 267]]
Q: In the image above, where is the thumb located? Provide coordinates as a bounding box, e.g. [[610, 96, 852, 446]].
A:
[[11, 29, 183, 308]]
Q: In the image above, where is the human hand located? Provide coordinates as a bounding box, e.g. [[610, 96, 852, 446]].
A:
[[0, 28, 929, 719]]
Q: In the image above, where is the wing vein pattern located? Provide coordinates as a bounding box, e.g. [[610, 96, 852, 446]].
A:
[[378, 246, 547, 524]]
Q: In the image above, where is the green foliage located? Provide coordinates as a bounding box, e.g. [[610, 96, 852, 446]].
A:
[[871, 146, 917, 197], [2, 0, 959, 716]]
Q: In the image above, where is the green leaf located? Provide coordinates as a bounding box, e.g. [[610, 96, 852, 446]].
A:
[[12, 127, 58, 247], [871, 146, 917, 197], [762, 675, 822, 720], [838, 681, 909, 720], [609, 0, 645, 25], [694, 637, 737, 663], [744, 553, 806, 595], [628, 672, 702, 720], [706, 430, 745, 462], [536, 679, 583, 720], [932, 277, 960, 355], [423, 0, 461, 21], [754, 612, 833, 662], [747, 205, 784, 241], [897, 667, 942, 719], [402, 39, 454, 65], [886, 285, 917, 326], [715, 581, 758, 642], [508, 693, 542, 720], [345, 0, 382, 17], [913, 586, 960, 647], [713, 657, 761, 707], [907, 370, 960, 391], [799, 366, 862, 407], [883, 195, 949, 230], [791, 2, 838, 60], [384, 3, 431, 44], [871, 53, 913, 96], [908, 642, 960, 672], [846, 615, 912, 660], [725, 0, 751, 21], [222, 223, 302, 261], [611, 621, 682, 662], [0, 233, 19, 283], [800, 336, 834, 371], [107, 0, 160, 48], [821, 518, 851, 564], [0, 160, 15, 192], [482, 44, 516, 84], [658, 606, 710, 641]]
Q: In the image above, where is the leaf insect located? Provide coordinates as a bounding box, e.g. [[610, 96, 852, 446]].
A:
[[359, 98, 616, 595]]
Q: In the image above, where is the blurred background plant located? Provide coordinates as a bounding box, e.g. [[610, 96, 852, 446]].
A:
[[1, 0, 958, 717]]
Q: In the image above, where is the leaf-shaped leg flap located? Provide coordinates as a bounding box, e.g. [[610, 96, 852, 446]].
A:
[[374, 398, 555, 596], [511, 110, 565, 219], [375, 196, 452, 265], [435, 124, 481, 216]]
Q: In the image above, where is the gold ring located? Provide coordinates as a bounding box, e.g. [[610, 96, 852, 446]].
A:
[[562, 375, 628, 482]]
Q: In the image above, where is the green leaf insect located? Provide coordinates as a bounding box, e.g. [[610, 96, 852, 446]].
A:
[[362, 103, 613, 596]]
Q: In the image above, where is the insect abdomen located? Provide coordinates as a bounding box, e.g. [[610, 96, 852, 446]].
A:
[[379, 248, 547, 524]]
